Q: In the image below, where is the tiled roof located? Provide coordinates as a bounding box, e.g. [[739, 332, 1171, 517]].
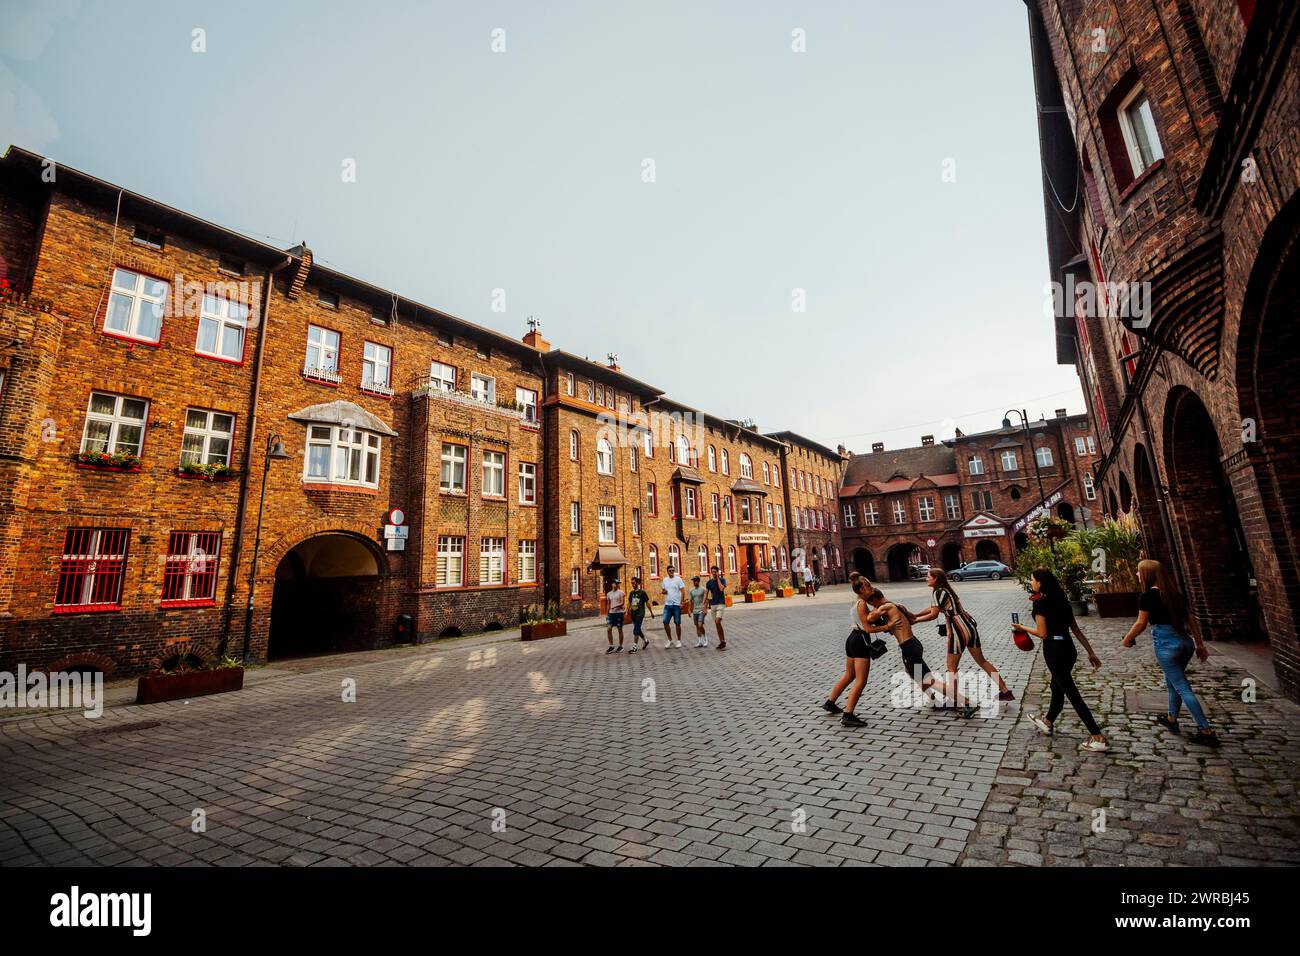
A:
[[840, 444, 956, 493]]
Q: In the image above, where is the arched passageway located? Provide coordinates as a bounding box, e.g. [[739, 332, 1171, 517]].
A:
[[268, 533, 385, 659], [851, 548, 876, 581]]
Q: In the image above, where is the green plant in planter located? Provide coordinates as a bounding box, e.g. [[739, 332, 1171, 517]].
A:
[[1027, 514, 1074, 539], [1074, 513, 1141, 592], [178, 461, 238, 479], [777, 578, 791, 590], [522, 601, 560, 625], [1014, 536, 1089, 602], [745, 581, 764, 593], [75, 449, 143, 469]]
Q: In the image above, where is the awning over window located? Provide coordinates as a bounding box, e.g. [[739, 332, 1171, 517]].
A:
[[287, 400, 398, 437], [588, 546, 629, 569], [672, 466, 705, 484], [730, 477, 767, 495]]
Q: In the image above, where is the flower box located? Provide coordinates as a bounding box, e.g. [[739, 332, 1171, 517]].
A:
[[775, 587, 795, 598], [521, 620, 566, 641], [175, 467, 240, 482], [75, 461, 142, 473], [1094, 591, 1140, 618], [744, 591, 766, 603], [135, 666, 244, 705], [724, 595, 734, 607]]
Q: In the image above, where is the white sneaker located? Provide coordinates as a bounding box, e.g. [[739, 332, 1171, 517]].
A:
[[673, 640, 683, 649], [1029, 714, 1053, 735], [1079, 737, 1109, 752], [700, 638, 709, 647], [664, 641, 674, 649]]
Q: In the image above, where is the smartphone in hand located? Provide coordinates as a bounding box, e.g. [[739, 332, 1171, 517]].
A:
[[1011, 612, 1020, 625]]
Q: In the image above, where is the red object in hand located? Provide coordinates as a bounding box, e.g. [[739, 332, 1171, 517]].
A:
[[1013, 631, 1035, 652]]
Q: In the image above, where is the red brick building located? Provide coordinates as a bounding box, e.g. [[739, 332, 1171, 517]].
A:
[[1025, 0, 1300, 698], [0, 147, 845, 676], [839, 411, 1100, 581], [765, 431, 850, 586]]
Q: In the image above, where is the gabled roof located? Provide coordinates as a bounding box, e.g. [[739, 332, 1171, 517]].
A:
[[840, 444, 955, 493]]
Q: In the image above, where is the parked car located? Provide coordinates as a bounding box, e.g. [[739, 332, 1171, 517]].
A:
[[948, 560, 1011, 582], [908, 564, 931, 580]]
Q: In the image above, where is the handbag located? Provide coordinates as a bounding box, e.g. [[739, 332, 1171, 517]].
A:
[[849, 628, 890, 660]]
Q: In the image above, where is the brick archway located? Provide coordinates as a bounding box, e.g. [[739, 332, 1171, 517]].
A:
[[258, 518, 390, 587]]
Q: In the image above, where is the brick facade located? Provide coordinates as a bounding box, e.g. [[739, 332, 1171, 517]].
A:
[[0, 147, 846, 676], [839, 414, 1101, 582], [1025, 0, 1300, 700]]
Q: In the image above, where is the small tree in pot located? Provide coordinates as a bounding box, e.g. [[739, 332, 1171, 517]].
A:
[[1074, 513, 1142, 617]]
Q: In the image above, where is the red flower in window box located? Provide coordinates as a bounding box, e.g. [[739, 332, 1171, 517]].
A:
[[73, 451, 143, 472]]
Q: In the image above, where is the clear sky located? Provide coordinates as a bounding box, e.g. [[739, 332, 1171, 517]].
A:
[[1, 0, 1084, 453]]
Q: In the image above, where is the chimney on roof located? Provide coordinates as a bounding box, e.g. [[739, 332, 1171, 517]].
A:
[[522, 316, 550, 352], [1055, 408, 1068, 418], [871, 442, 884, 454], [286, 246, 312, 300], [606, 352, 620, 372], [954, 427, 965, 438], [836, 444, 847, 457], [921, 435, 934, 446]]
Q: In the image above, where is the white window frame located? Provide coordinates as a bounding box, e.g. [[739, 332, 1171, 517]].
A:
[[570, 502, 580, 533], [727, 545, 737, 574], [683, 486, 697, 518], [632, 508, 640, 535], [196, 293, 249, 361], [892, 499, 907, 524], [711, 494, 720, 521], [470, 373, 495, 404], [918, 496, 935, 522], [720, 449, 730, 475], [429, 360, 457, 392], [440, 442, 467, 492], [739, 454, 753, 479], [762, 461, 770, 484], [515, 386, 538, 424], [1000, 450, 1018, 471], [569, 430, 579, 460], [362, 342, 393, 395], [698, 546, 709, 574], [479, 537, 505, 585], [482, 450, 505, 497], [968, 455, 984, 476], [707, 446, 716, 471], [944, 493, 961, 520], [436, 536, 464, 588], [629, 446, 638, 473], [564, 372, 574, 396], [1084, 472, 1097, 501], [304, 325, 341, 382], [104, 267, 167, 343], [1036, 446, 1054, 468], [843, 504, 857, 528], [304, 424, 381, 488], [648, 546, 660, 578], [81, 392, 148, 457], [571, 567, 581, 595], [180, 408, 234, 467], [1117, 84, 1164, 178], [865, 501, 880, 526], [598, 505, 616, 543], [596, 437, 615, 475], [518, 461, 536, 504], [518, 540, 537, 583], [1075, 437, 1088, 456]]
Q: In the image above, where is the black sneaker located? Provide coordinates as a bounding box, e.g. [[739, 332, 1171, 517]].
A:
[[821, 700, 843, 715], [1155, 713, 1181, 734], [840, 712, 867, 728], [605, 646, 616, 654]]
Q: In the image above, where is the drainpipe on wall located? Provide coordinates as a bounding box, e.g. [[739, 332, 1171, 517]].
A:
[[217, 255, 293, 658], [536, 351, 551, 608]]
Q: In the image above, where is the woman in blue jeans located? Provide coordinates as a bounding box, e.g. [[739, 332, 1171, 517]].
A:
[[1121, 559, 1220, 747]]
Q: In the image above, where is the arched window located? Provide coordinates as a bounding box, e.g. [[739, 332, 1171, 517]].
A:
[[677, 435, 690, 466], [648, 545, 659, 578], [698, 545, 708, 573], [1035, 446, 1054, 468], [596, 437, 614, 475], [780, 546, 788, 571], [739, 454, 753, 479], [762, 461, 770, 484], [773, 466, 780, 489], [569, 430, 578, 460], [714, 545, 723, 571], [707, 445, 717, 471], [727, 545, 737, 573], [667, 440, 676, 463], [834, 547, 841, 567], [667, 544, 681, 572], [720, 449, 730, 474]]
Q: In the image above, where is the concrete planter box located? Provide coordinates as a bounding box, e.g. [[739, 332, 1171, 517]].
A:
[[1094, 592, 1140, 618], [136, 667, 244, 705], [521, 620, 566, 641]]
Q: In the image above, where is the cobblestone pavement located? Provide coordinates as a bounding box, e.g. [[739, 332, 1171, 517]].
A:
[[1, 581, 1296, 867], [959, 612, 1300, 867]]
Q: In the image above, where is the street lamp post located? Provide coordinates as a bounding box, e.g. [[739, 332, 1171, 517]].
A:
[[1003, 409, 1052, 551], [241, 433, 292, 662]]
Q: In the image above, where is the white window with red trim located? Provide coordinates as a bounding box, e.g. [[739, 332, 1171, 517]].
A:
[[306, 425, 381, 488], [54, 527, 130, 612], [81, 392, 148, 458], [105, 268, 167, 343], [162, 530, 221, 606], [196, 293, 249, 361], [648, 545, 660, 578], [436, 536, 464, 587], [180, 409, 233, 467], [727, 545, 737, 574], [479, 537, 505, 585], [429, 361, 457, 392], [518, 461, 536, 504], [683, 486, 697, 518], [518, 540, 537, 583], [362, 342, 393, 396], [304, 325, 341, 383]]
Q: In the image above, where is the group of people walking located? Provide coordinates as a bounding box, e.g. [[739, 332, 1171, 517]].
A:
[[822, 559, 1221, 749], [603, 565, 729, 653]]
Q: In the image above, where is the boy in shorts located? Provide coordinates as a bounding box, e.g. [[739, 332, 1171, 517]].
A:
[[688, 575, 710, 647], [605, 580, 626, 653], [626, 577, 652, 652]]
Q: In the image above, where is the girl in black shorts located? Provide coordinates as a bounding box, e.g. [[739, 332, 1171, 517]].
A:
[[912, 569, 1013, 702], [821, 579, 875, 728]]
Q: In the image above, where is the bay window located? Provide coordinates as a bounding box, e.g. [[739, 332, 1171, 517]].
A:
[[305, 424, 381, 487]]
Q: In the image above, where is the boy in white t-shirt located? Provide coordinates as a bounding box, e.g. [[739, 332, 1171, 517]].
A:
[[605, 581, 626, 653], [660, 567, 687, 648]]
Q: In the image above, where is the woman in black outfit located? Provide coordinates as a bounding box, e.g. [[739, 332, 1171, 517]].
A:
[[1012, 568, 1109, 752], [821, 579, 875, 728]]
